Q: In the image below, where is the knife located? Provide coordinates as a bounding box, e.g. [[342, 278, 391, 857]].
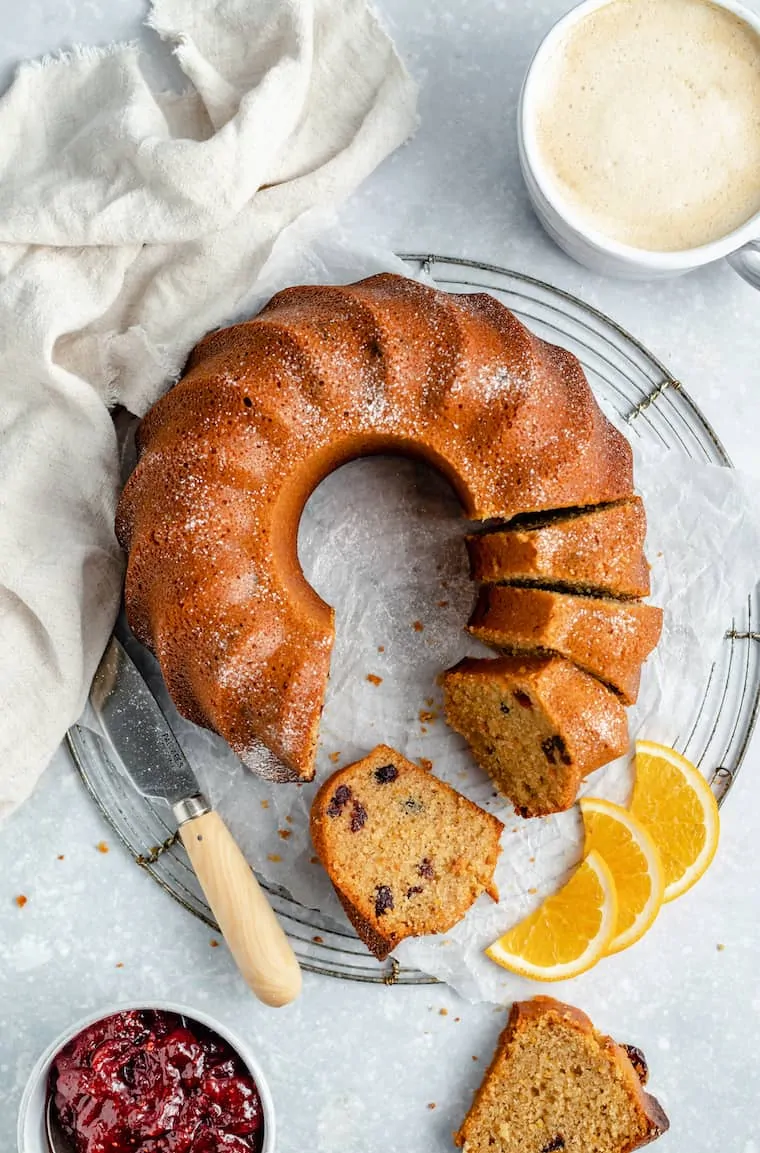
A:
[[90, 634, 302, 1008]]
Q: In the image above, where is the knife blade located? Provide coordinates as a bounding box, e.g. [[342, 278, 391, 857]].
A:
[[88, 630, 302, 1008], [91, 635, 206, 817]]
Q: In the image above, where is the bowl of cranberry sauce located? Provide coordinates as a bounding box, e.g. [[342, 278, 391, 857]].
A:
[[17, 1004, 274, 1153]]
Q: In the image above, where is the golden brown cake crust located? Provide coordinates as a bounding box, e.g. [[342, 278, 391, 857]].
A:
[[466, 497, 650, 599], [116, 273, 634, 781], [455, 996, 669, 1153], [468, 586, 663, 705], [310, 745, 503, 960], [443, 655, 629, 817]]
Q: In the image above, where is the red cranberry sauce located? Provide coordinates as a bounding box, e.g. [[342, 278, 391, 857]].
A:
[[51, 1009, 264, 1153]]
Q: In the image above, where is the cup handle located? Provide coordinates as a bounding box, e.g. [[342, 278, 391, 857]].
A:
[[728, 240, 760, 290]]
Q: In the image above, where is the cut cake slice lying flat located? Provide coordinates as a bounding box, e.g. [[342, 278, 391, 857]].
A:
[[310, 745, 503, 960], [455, 996, 669, 1153]]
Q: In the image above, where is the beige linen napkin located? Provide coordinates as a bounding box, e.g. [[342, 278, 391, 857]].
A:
[[0, 0, 417, 819]]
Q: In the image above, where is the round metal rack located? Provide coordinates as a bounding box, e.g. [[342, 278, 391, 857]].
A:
[[67, 254, 760, 983]]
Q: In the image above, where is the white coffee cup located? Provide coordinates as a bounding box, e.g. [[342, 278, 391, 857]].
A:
[[517, 0, 760, 287]]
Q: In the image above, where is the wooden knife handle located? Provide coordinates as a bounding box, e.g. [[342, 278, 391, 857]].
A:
[[179, 810, 302, 1007]]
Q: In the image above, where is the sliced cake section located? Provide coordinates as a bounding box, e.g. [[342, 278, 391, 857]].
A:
[[455, 996, 669, 1153], [310, 745, 503, 960], [443, 656, 628, 818], [467, 585, 662, 705], [466, 497, 650, 599]]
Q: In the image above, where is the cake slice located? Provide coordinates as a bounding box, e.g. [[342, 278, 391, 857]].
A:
[[310, 745, 503, 960], [466, 498, 650, 599], [467, 585, 662, 705], [443, 656, 628, 817], [455, 996, 669, 1153]]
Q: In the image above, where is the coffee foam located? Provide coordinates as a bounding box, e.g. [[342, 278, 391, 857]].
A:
[[533, 0, 760, 252]]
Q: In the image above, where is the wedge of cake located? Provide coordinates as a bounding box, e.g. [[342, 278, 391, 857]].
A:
[[466, 498, 650, 599], [310, 745, 503, 960], [443, 656, 628, 817], [467, 585, 662, 705], [455, 996, 669, 1153]]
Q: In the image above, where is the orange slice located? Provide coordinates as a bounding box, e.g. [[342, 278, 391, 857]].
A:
[[630, 740, 720, 902], [485, 850, 618, 981], [580, 796, 664, 955]]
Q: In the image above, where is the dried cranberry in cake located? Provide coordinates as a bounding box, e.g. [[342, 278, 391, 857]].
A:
[[375, 885, 394, 916], [374, 763, 399, 783], [327, 784, 351, 817], [443, 656, 628, 818], [50, 1009, 265, 1153], [622, 1044, 650, 1085], [310, 745, 503, 960], [542, 735, 572, 766], [350, 800, 368, 832]]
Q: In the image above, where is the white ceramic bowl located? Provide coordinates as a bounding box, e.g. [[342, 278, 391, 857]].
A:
[[17, 1000, 276, 1153], [517, 0, 760, 287]]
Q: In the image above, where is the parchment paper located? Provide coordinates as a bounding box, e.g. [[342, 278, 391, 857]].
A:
[[89, 234, 760, 1003]]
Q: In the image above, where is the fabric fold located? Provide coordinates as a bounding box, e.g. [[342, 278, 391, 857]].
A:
[[0, 0, 417, 819]]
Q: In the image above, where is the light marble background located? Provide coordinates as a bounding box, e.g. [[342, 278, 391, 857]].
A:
[[1, 1, 760, 1150]]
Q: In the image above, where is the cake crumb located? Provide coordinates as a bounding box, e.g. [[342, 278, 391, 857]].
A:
[[418, 757, 434, 772], [367, 673, 383, 686], [412, 620, 424, 632], [425, 697, 435, 707], [439, 1008, 448, 1016], [419, 709, 438, 724], [328, 751, 341, 763], [260, 799, 269, 810], [57, 855, 65, 861], [421, 725, 428, 734], [377, 645, 385, 653], [96, 841, 109, 854], [278, 829, 291, 840], [210, 939, 220, 948], [115, 962, 124, 968], [310, 855, 320, 864], [437, 599, 449, 607], [285, 814, 293, 824], [528, 887, 538, 895], [455, 1017, 461, 1023], [716, 943, 726, 951], [14, 895, 27, 908], [427, 1103, 436, 1110], [267, 853, 282, 863], [313, 935, 324, 944], [472, 1055, 479, 1062], [529, 856, 535, 863]]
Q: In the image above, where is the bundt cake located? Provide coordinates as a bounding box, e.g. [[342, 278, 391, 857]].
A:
[[116, 273, 634, 781], [443, 656, 629, 817], [310, 745, 503, 960], [466, 497, 650, 599], [467, 586, 663, 705], [455, 996, 669, 1153]]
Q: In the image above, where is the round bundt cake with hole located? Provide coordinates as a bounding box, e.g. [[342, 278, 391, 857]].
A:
[[116, 273, 634, 781]]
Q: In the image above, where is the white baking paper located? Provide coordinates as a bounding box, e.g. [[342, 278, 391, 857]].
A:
[[87, 232, 760, 1003]]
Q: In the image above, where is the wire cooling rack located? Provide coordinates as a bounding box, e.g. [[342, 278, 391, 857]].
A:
[[67, 254, 760, 984]]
